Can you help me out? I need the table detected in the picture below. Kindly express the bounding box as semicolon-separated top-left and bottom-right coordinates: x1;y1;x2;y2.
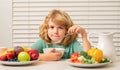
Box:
0;59;120;70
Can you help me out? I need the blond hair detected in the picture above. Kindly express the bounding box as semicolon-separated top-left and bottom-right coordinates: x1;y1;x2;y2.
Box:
39;9;78;46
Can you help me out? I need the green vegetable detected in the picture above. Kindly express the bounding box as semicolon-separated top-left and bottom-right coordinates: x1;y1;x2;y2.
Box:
79;51;99;64
83;58;97;64
79;51;92;59
84;58;92;64
79;51;87;57
100;58;110;63
85;55;92;59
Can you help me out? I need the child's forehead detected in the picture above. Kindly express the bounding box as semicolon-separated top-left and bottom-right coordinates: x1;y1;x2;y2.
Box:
48;19;66;26
48;22;65;27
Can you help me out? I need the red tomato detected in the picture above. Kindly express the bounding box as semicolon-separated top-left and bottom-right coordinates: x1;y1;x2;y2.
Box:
70;52;79;63
70;56;78;62
70;52;79;58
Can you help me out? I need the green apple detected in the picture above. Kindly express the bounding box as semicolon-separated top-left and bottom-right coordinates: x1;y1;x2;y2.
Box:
17;52;30;62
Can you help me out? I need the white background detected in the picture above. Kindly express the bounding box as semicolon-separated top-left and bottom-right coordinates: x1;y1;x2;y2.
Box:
0;0;12;47
0;0;120;52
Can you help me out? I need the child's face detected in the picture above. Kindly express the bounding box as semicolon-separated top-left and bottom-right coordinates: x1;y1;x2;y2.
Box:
48;20;67;42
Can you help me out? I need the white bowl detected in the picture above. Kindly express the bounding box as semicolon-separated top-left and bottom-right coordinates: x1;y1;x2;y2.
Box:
43;48;65;56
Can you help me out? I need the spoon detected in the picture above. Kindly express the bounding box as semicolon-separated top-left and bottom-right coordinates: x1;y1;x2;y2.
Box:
53;34;70;44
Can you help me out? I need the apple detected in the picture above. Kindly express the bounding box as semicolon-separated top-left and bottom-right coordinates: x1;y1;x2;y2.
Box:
6;52;15;60
0;50;8;61
14;46;24;56
28;49;39;60
0;55;7;61
17;51;30;62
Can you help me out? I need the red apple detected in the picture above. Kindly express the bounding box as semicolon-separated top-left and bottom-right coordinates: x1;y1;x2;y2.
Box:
28;49;39;60
6;52;15;60
0;55;7;61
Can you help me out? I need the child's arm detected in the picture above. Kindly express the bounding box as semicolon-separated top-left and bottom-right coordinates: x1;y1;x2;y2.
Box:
68;25;91;52
39;48;62;61
81;31;91;52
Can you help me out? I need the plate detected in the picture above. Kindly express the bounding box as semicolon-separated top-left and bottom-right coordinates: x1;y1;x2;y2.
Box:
67;59;112;67
0;59;39;66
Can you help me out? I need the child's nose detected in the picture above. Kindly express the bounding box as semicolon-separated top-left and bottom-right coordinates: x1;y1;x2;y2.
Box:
54;28;58;33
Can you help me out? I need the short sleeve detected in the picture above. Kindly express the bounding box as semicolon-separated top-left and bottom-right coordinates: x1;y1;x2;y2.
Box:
30;39;45;53
72;41;83;53
62;40;83;59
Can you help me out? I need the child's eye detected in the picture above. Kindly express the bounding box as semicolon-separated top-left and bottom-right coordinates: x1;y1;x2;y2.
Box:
49;26;54;29
59;27;63;29
59;26;64;29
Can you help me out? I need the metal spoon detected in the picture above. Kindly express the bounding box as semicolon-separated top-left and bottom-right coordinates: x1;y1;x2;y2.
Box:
53;34;70;44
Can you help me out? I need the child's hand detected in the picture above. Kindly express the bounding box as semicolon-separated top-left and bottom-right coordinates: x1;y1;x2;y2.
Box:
40;48;62;61
68;25;86;36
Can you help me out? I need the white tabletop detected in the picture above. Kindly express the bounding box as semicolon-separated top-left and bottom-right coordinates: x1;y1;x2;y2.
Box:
0;59;120;70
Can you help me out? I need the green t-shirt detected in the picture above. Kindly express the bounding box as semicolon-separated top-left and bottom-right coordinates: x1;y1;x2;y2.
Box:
31;38;82;59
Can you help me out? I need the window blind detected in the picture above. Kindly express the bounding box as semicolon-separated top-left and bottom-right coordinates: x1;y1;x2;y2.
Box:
12;0;120;57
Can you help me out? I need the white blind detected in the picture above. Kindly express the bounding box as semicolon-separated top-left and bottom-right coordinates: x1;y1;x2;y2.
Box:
12;0;120;57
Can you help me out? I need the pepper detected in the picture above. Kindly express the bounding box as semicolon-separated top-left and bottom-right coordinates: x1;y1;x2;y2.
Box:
88;48;103;63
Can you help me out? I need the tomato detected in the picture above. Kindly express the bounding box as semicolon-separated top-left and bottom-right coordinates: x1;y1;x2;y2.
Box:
70;52;79;58
70;52;79;63
70;57;78;62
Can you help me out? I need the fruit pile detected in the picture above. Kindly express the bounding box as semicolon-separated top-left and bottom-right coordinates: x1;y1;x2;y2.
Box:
0;46;39;62
70;48;110;64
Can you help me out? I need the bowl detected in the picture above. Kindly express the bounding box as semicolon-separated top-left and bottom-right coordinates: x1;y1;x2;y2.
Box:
43;48;65;56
